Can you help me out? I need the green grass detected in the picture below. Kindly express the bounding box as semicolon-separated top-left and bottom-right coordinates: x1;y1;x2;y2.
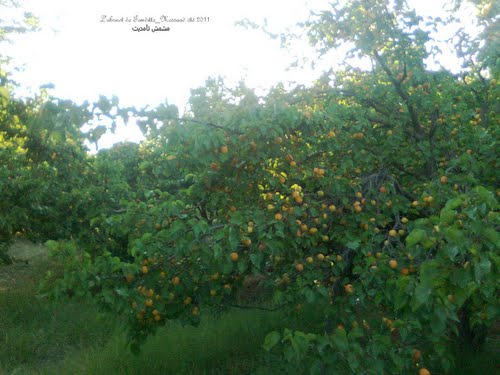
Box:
1;241;499;375
45;309;287;375
0;244;116;375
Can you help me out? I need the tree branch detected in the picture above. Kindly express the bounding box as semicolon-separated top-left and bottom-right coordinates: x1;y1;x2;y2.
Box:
179;117;242;135
373;51;423;140
224;303;287;311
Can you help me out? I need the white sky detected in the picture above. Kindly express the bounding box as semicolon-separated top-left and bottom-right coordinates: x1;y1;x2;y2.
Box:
3;0;479;149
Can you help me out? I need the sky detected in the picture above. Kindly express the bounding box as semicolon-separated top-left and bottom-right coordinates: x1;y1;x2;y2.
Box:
3;0;479;149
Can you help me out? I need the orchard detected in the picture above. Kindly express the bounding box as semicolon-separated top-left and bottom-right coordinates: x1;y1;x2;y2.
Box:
1;0;499;374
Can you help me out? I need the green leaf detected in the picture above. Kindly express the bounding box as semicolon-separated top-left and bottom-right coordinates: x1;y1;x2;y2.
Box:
262;331;281;351
332;328;348;351
115;288;129;297
444;227;464;244
316;335;332;353
422;237;437;249
237;259;248;273
414;260;441;308
414;283;432;307
482;227;499;247
346;240;360;250
444;196;464;211
305;288;316;303
406;229;427;247
474;257;491;284
250;252;264;269
347;351;360;371
430;305;447;334
445;246;460;261
473;186;497;207
191;219;209;238
0;86;10;106
440;209;456;224
44;240;59;251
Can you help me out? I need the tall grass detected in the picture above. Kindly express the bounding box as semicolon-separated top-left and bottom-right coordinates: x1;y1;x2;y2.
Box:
0;260;115;374
45;309;288;375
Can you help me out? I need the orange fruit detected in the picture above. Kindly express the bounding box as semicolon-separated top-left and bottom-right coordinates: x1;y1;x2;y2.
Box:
412;348;422;361
241;238;252;247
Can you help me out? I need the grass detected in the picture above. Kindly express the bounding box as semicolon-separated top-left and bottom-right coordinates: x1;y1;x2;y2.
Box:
0;241;116;374
1;241;499;374
45;309;287;375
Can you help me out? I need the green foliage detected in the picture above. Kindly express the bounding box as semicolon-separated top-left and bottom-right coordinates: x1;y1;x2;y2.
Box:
1;0;499;373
